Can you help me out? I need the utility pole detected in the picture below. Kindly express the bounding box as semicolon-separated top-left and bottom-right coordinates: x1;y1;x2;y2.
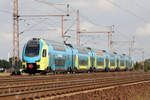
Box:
134;48;144;70
142;51;145;70
76;10;114;49
108;25;113;49
12;0;20;74
111;36;135;57
129;36;135;57
61;16;64;40
76;10;80;46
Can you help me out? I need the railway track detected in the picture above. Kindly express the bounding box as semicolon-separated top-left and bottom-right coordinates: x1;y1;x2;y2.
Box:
0;71;149;100
0;71;144;79
0;71;145;86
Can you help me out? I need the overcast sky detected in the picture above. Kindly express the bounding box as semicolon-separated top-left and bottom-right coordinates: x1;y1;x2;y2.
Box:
0;0;150;61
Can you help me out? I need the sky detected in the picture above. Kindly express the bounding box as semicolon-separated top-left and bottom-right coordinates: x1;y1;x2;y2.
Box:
0;0;150;61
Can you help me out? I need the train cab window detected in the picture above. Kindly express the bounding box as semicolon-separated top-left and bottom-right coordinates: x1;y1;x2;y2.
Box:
25;40;40;57
42;49;47;57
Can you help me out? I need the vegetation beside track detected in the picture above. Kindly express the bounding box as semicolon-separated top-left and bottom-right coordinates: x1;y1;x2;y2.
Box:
0;59;11;70
134;58;150;72
0;58;21;72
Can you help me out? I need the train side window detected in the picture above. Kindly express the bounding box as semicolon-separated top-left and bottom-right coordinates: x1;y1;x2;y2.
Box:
42;49;47;57
120;60;124;66
110;59;115;66
97;58;104;66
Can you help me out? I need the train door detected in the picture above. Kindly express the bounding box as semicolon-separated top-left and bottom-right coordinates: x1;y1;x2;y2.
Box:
90;51;95;70
106;56;109;71
117;59;119;70
41;49;48;70
66;51;72;71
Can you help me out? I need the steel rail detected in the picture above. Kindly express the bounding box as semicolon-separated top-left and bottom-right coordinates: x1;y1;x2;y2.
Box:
0;74;149;100
0;74;149;95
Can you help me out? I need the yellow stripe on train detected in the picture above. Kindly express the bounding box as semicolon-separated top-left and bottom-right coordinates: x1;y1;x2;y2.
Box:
37;39;49;70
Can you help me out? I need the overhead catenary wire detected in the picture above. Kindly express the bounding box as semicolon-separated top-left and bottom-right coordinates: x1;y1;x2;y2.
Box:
134;0;150;14
105;0;149;23
19;18;49;35
0;9;12;14
34;0;67;13
67;5;110;29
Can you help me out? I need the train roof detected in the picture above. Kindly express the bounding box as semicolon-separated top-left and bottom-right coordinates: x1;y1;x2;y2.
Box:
43;39;64;45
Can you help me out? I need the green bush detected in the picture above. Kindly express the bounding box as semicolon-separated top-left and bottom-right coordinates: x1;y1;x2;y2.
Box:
144;66;148;72
134;62;140;70
0;59;11;69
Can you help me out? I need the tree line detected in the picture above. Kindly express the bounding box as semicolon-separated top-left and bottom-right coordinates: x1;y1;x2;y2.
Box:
0;57;22;70
0;59;11;69
134;59;150;72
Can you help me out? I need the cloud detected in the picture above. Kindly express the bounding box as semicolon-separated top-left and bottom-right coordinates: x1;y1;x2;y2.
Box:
136;24;150;36
69;0;90;8
2;32;12;41
80;22;94;31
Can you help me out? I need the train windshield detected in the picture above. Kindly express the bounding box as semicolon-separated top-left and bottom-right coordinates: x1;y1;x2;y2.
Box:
25;40;40;57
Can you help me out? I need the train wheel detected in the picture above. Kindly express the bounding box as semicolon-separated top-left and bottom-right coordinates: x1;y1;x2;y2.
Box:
53;71;56;75
105;68;108;72
11;71;16;75
47;67;51;73
17;71;21;75
90;67;93;72
28;70;31;75
69;67;73;74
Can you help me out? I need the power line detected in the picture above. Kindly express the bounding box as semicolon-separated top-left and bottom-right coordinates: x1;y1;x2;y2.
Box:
34;0;66;13
114;29;132;40
67;5;110;28
80;14;110;28
20;18;48;35
134;0;150;14
0;9;12;14
106;0;149;23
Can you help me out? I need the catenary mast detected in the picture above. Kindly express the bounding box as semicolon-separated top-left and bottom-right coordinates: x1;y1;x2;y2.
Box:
12;0;20;74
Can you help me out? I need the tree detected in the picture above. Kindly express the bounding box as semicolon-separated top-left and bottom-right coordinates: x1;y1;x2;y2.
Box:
0;59;11;69
134;62;140;70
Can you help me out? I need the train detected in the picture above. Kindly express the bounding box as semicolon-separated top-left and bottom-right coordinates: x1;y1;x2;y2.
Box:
22;38;134;74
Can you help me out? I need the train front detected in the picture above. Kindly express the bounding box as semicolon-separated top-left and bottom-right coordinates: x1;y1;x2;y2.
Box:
22;38;48;74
